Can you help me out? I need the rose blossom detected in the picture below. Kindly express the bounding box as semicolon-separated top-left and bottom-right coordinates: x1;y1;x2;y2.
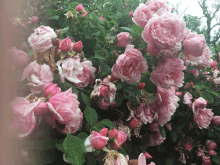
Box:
28;25;57;53
136;102;156;124
100;17;105;21
205;140;217;150
43;83;61;98
142;12;186;50
116;32;132;47
129;119;139;129
75;3;83;12
99;127;108;137
34;102;48;115
112;45;148;83
192;97;207;113
197;150;205;157
149;123;158;132
212;116;220;125
193;108;213;129
91;76;117;110
129;11;133;17
90;131;109;149
10;97;40;138
175;91;182;97
147;43;160;56
188;69;199;77
202;156;212;165
210;61;217;68
183;33;206;57
133;1;171;28
111;131;127;150
21;61;54;94
47;88;83;134
31;16;39;23
148;130;166;146
213;69;219;79
57;58;83;83
183;92;193;105
150;57;186;89
208;150;216;156
8;47;28;67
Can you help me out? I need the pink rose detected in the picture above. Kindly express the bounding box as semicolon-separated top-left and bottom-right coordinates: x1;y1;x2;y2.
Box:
147;43;160;56
165;123;172;131
91;76;117;110
138;153;146;165
112;45;148;83
73;41;83;52
136;103;156;124
99;127;108;137
212;116;220;125
183;92;193;105
193;108;213;129
109;128;118;139
142;12;186;50
210;60;217;68
116;32;132;47
133;1;171;28
183;33;206;57
137;82;145;90
197;150;205;157
208;150;216;156
75;3;84;12
149;123;158;132
192;97;207;113
8;47;28;67
175;91;183;97
129;119;139;129
34;102;48;116
150;57;186;89
31;16;39;23
202;156;212;165
10;97;40;138
100;17;105;21
184;144;192;151
111;131;127;150
129;11;133;17
90;131;109;149
60;38;73;52
188;69;199;77
213;69;219;79
43;83;61;98
148;130;165;146
73;58;96;88
21;61;54;93
47;88;83;134
57;58;83;83
28;25;57;53
205;140;217;150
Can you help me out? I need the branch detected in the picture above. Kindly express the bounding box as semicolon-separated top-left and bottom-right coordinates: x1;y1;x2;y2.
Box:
211;5;220;20
211;23;220;30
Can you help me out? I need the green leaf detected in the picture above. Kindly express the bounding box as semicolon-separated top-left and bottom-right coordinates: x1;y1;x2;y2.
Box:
166;158;172;165
101;119;115;129
81;92;90;106
195;85;206;90
111;19;118;28
118;147;127;156
100;63;111;76
119;27;139;36
77;132;88;142
131;23;144;36
94;54;106;60
158;126;166;138
86;155;96;165
200;91;214;103
56;142;64;152
115;93;124;105
187;64;194;71
207;88;219;96
63;134;87;165
212;154;220;164
93;123;105;132
147;93;156;104
49;15;59;20
62;26;69;33
170;131;177;142
84;107;98;126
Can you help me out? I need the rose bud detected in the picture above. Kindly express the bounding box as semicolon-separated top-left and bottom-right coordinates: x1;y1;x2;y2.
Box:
189;124;193;131
189;82;194;87
177;141;182;147
137;82;145;90
100;17;105;21
60;38;72;52
212;116;220;125
184;144;192;151
31;16;39;23
205;140;217;150
210;61;217;68
149;123;158;132
90;131;109;149
111;131;127;150
174;147;178;151
184;84;188;89
75;3;84;12
34;102;48;115
208;150;216;156
129;118;139;129
99;127;108;137
109;128;118;139
129;11;133;17
116;32;132;47
147;43;160;56
73;41;83;52
144;152;152;159
175;91;182;97
52;38;60;46
43;83;61;98
165;123;172;131
100;86;109;97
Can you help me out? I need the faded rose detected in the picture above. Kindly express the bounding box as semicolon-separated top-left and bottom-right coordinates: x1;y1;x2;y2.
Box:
150;57;186;89
116;32;132;47
112;45;148;83
21;61;54;94
142;12;186;50
28;25;57;53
